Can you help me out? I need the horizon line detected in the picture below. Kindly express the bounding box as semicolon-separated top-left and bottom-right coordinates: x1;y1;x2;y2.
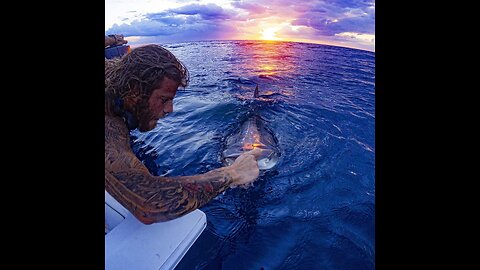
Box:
125;38;375;53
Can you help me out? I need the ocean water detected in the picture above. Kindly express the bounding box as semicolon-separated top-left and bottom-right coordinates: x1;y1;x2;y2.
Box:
130;40;375;270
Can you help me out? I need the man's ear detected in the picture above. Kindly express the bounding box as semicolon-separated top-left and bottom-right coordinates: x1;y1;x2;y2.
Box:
130;85;141;97
123;86;142;109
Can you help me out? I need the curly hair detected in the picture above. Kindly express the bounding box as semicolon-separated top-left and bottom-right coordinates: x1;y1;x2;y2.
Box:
105;44;189;113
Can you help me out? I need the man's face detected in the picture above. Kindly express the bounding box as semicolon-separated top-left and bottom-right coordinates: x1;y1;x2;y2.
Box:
138;77;179;132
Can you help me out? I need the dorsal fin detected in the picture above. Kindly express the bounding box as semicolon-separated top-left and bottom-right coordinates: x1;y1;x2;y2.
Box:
254;84;259;98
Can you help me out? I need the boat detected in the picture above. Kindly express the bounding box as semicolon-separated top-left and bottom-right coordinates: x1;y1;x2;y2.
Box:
105;44;131;59
105;191;207;270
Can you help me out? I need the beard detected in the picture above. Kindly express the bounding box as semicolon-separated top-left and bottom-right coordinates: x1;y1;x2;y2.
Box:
136;102;157;132
137;111;156;132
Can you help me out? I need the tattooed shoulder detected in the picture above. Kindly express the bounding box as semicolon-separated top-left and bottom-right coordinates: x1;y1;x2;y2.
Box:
105;115;129;147
105;115;148;173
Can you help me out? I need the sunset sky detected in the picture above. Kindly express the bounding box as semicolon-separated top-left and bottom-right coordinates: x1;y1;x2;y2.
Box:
105;0;375;52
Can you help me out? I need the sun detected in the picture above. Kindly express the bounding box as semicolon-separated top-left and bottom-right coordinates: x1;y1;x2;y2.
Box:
261;27;280;40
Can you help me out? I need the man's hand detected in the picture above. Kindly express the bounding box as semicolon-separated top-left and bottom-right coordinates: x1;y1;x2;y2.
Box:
226;148;264;188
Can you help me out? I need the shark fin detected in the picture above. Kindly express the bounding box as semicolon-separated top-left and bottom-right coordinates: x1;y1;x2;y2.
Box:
254;84;259;98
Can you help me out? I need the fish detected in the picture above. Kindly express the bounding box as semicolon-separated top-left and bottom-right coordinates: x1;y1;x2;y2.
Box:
222;85;280;170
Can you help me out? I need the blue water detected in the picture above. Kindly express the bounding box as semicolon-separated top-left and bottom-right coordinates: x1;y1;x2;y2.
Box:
130;40;375;270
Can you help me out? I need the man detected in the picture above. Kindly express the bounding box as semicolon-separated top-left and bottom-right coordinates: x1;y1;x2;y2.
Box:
105;44;262;224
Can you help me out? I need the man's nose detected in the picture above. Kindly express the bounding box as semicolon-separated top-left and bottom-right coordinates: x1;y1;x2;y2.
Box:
164;102;173;113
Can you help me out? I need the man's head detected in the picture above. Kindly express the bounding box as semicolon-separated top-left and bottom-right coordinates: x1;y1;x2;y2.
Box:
105;44;189;131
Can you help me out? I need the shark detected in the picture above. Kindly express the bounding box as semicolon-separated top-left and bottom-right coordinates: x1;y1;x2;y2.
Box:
222;85;280;170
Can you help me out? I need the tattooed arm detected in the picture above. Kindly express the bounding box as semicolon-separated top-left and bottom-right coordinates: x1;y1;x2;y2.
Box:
105;167;234;224
105;115;258;224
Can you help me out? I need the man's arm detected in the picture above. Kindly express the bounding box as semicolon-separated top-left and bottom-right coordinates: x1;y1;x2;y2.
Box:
105;116;236;224
105;167;234;224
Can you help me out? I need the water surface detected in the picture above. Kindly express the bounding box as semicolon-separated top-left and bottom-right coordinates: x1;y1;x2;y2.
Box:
130;40;375;270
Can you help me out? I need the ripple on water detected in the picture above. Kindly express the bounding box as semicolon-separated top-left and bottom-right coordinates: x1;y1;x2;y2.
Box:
132;40;375;270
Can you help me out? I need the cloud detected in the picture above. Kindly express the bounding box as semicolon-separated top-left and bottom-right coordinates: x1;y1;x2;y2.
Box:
107;3;238;39
229;0;374;36
291;11;374;36
107;4;240;43
170;3;236;20
145;12;188;26
107;20;177;37
231;1;267;14
106;0;375;51
289;0;374;36
335;32;375;43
